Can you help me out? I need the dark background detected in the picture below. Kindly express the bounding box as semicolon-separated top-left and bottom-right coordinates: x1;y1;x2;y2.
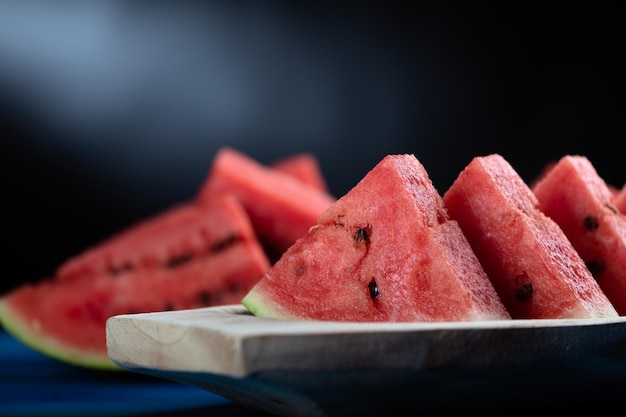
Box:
1;2;623;295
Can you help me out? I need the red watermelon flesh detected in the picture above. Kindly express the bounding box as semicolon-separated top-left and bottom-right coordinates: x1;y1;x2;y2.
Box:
0;194;271;369
196;147;336;254
532;155;626;314
0;241;268;369
242;154;511;322
271;152;330;192
56;148;328;283
56;194;258;282
443;154;618;319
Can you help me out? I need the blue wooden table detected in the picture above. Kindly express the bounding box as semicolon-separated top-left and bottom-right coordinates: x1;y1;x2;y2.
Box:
0;329;272;417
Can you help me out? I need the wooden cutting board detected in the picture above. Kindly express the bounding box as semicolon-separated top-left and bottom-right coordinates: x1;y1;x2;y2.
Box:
106;305;626;417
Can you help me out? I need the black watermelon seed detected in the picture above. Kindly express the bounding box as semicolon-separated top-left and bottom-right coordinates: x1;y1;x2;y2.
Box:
368;279;380;299
294;264;306;277
210;234;239;253
166;253;194;269
354;228;368;242
515;283;533;302
354;225;372;243
197;291;212;306
584;216;599;231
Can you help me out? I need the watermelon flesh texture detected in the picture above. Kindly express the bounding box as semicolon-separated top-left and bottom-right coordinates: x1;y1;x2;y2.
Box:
0;195;271;369
443;154;618;319
196;147;336;254
0;148;335;370
0;242;268;369
243;154;511;322
56;148;329;283
532;155;626;315
56;194;257;282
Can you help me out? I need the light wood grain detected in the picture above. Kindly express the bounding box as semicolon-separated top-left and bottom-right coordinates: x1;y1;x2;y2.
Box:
105;305;626;417
106;305;626;376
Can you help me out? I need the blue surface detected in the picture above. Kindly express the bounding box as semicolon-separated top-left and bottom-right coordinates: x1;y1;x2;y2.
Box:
0;329;270;417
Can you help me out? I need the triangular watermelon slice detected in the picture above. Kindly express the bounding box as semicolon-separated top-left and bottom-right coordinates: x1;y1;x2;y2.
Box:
242;154;511;322
55;194;260;283
443;154;618;319
532;155;626;314
0;195;271;369
196;147;336;254
0;147;338;370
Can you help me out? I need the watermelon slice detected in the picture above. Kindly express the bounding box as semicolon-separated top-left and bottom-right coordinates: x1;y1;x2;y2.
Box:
242;154;511;322
442;154;618;319
0;194;271;369
53;149;327;283
55;194;260;282
196;147;336;254
532;155;626;314
271;152;330;192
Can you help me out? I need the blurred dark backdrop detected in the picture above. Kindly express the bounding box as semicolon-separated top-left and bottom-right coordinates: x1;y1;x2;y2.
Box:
1;2;623;295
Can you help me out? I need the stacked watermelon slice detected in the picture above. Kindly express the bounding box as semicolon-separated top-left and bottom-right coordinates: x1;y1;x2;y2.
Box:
444;154;620;319
244;153;622;322
0;147;336;369
1;146;624;370
532;156;626;315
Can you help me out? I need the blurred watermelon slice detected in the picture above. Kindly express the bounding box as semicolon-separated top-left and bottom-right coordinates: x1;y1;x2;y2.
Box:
196;147;336;254
0;194;271;369
0;147;335;369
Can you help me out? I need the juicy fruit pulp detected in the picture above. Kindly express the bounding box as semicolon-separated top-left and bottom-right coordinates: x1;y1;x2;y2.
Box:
532;155;626;315
0;193;271;370
197;147;336;254
243;154;511;322
442;154;618;319
55;195;260;283
0;147;335;369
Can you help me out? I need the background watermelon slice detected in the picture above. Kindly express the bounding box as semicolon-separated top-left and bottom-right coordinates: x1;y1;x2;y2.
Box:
0;148;335;369
443;154;618;319
0;194;271;369
55;194;258;283
196;147;336;255
242;154;511;322
532;155;626;315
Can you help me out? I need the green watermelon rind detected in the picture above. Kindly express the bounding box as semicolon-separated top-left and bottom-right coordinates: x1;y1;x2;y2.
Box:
0;299;122;371
241;289;289;320
241;291;269;317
